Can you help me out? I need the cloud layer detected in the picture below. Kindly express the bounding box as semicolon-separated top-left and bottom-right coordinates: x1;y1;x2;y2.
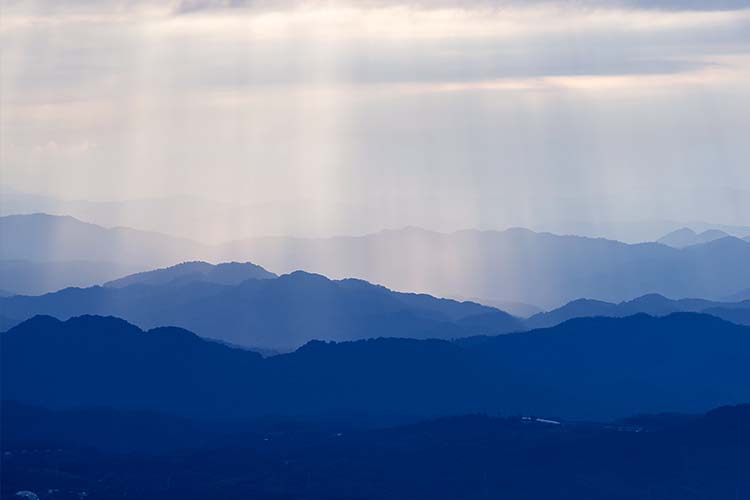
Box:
1;0;749;236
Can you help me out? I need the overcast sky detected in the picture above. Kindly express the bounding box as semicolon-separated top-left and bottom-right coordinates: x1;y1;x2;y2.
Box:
2;0;749;236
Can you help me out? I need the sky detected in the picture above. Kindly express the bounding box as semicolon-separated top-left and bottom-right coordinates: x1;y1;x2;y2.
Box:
1;0;750;238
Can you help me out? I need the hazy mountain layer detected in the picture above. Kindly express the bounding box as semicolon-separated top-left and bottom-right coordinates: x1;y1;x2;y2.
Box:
657;227;731;248
0;272;519;349
527;293;750;329
0;213;210;268
0;259;142;296
5;213;750;307
104;261;277;288
222;228;750;307
4;187;750;244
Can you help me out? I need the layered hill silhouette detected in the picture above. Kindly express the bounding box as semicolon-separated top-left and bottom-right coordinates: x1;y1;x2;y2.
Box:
3;313;749;420
103;260;277;287
5;214;750;307
5;257;750;347
0;214;211;294
6;185;750;243
221;227;750;307
0;259;141;296
0;269;520;349
656;227;731;248
527;293;750;329
0;213;210;264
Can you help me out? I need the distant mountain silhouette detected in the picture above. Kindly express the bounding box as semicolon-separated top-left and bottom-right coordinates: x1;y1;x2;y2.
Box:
725;288;750;302
0;259;142;296
657;227;731;248
6;185;750;244
0;271;520;349
3;401;749;500
3;313;748;420
527;293;750;329
5;215;750;306
104;261;277;288
0;214;226;294
219;227;750;308
446;295;542;318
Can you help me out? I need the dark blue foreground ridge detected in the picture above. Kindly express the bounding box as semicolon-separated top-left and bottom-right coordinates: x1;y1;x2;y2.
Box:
3;312;749;421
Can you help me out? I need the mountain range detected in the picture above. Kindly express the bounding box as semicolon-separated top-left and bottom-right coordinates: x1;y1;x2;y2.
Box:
0;259;142;296
0;264;520;349
0;214;211;294
527;293;750;329
5;259;750;348
5;185;750;243
225;227;750;307
103;260;277;287
657;227;733;248
3;313;749;421
4;213;750;308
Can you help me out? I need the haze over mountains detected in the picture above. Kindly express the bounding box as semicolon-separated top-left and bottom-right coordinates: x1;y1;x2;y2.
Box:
0;214;209;294
0;264;522;350
527;293;750;330
4;213;750;308
4;214;750;499
657;227;734;248
224;228;750;308
5;185;750;244
104;260;276;288
0;259;139;296
5;259;750;349
0;213;209;265
5;0;750;495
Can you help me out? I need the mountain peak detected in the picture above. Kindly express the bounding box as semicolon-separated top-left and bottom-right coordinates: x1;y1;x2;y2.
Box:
280;270;332;284
658;227;733;248
105;261;276;288
6;314;142;340
626;293;672;305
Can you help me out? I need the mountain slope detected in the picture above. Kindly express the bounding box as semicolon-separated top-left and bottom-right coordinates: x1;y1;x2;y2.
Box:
104;261;277;288
0;272;520;348
657;227;730;248
220;227;750;308
5;215;750;307
4;215;750;307
0;213;211;268
3;313;749;420
0;259;141;296
527;293;750;329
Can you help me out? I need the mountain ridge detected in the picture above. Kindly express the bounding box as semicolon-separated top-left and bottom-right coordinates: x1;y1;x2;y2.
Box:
3;312;749;421
0;271;521;349
5;213;750;307
104;261;277;288
527;293;750;329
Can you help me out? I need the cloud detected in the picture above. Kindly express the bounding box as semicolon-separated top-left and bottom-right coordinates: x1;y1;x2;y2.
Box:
3;0;748;18
172;0;750;14
1;0;749;223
